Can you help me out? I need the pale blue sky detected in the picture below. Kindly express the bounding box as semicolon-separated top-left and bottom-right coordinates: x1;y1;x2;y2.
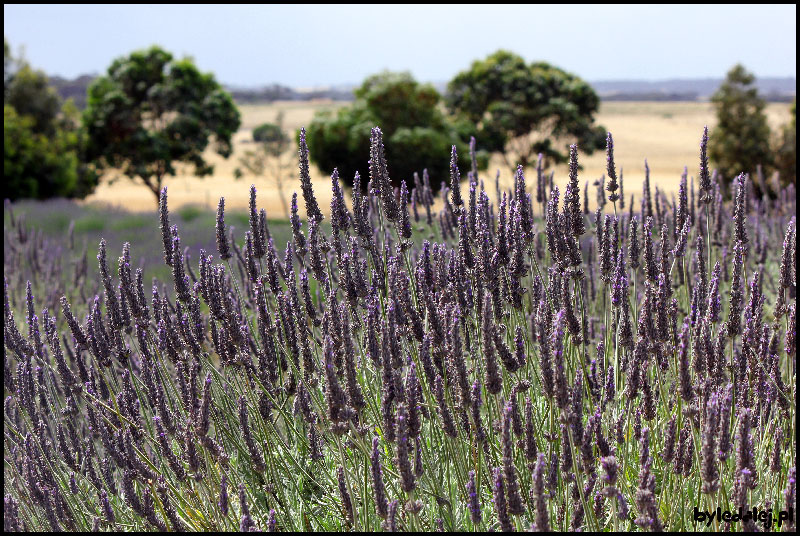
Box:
4;4;796;87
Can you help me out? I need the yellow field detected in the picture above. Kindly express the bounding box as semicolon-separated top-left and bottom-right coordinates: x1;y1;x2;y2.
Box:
84;100;793;215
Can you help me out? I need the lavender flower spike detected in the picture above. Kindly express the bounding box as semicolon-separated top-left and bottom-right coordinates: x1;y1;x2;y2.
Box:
466;469;482;524
450;145;463;211
699;126;711;202
606;132;619;203
298;127;323;224
159;186;173;266
216;197;231;260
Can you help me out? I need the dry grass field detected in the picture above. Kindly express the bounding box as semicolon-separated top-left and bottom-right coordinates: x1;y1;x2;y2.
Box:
84;100;793;215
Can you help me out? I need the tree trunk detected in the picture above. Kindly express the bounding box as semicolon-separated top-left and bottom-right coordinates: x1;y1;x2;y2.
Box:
150;183;161;208
146;169;165;210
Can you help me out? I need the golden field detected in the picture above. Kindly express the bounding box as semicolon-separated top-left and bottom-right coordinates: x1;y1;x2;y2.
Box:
84;100;794;215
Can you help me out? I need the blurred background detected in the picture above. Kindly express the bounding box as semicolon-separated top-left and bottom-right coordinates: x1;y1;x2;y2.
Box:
4;4;796;221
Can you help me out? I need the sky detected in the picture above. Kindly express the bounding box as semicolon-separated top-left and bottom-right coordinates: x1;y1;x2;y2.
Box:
4;4;797;87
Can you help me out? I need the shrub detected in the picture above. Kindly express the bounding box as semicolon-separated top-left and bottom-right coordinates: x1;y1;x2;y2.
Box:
305;71;486;190
252;122;287;147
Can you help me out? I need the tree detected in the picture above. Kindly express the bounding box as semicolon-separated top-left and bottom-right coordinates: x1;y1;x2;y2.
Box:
5;64;62;136
5;105;78;200
235;112;293;218
5;38;16;98
709;64;773;195
82;46;241;206
305;71;486;190
774;99;796;188
447;50;606;169
4;38;98;201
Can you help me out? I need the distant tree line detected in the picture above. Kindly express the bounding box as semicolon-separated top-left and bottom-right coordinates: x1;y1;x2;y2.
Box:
46;77;357;109
229;84;355;104
47;74;96;108
600;92;795;103
49;74;795;110
601;92;701;102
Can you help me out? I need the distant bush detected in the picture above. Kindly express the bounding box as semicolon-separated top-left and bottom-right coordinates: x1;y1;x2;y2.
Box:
253;122;288;146
305;71;486;190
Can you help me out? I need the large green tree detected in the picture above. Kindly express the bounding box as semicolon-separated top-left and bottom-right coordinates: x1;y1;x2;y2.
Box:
5;64;62;136
709;64;773;195
305;71;485;190
83;46;241;206
447;50;606;169
4;37;15;97
4;38;98;201
5;105;78;200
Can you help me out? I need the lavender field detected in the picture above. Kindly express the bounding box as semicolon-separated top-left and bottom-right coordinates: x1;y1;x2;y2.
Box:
3;127;796;532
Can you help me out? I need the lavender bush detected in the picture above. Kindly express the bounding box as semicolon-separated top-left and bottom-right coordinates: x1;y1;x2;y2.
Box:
3;126;796;532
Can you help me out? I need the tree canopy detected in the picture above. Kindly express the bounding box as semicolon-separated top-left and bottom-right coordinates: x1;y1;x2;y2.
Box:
709;64;773;195
305;71;486;191
5;64;62;137
447;50;606;169
4;37;98;201
82;46;241;205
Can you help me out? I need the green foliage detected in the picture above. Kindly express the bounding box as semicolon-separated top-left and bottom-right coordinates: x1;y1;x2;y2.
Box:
774;100;796;187
5;64;62;136
252;122;289;152
709;64;773;195
3;38;99;201
82;46;241;205
447;50;606;168
306;71;486;190
4;105;79;200
4;37;14;97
